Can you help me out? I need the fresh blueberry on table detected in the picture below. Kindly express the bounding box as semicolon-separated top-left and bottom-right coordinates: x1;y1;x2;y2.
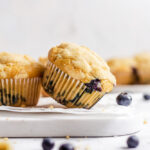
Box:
143;94;150;100
59;143;74;150
127;135;139;148
116;92;132;106
42;138;55;150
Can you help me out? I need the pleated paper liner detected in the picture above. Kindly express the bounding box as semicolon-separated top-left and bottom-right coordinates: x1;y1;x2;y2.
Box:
0;77;41;107
42;61;105;109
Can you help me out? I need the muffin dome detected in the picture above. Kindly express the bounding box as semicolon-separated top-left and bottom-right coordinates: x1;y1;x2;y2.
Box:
0;52;45;79
48;42;116;92
107;58;137;84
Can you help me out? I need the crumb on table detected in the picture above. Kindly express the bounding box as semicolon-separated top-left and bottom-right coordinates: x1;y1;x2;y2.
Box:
0;141;13;150
66;135;70;139
85;145;91;150
144;120;148;124
49;105;54;109
21;104;26;107
3;138;8;141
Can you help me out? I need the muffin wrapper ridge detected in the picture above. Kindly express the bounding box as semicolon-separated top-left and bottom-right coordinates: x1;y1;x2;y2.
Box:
0;78;41;107
42;61;105;109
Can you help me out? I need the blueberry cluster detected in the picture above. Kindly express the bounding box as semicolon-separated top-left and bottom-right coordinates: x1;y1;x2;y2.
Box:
85;79;102;93
0;89;26;105
42;138;74;150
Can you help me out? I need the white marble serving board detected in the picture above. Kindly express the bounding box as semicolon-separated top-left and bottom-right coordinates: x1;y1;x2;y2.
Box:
0;94;143;137
113;85;150;93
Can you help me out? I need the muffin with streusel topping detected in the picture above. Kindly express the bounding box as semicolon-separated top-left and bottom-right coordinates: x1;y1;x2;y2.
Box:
42;43;116;109
0;52;45;107
107;58;137;85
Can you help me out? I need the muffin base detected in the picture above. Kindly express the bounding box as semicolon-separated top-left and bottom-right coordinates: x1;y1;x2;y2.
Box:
42;61;105;109
0;78;41;107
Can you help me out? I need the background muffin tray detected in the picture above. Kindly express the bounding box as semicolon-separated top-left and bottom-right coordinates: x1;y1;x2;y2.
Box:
0;94;143;137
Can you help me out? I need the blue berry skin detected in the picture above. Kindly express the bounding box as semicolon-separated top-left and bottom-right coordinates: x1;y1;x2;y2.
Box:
116;92;132;106
85;79;102;93
59;143;74;150
42;138;55;150
143;94;150;100
127;136;139;148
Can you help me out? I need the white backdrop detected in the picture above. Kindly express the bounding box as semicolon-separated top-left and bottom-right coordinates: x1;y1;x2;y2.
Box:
0;0;150;60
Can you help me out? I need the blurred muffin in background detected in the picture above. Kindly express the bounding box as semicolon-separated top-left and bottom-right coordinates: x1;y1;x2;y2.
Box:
134;52;150;84
107;58;137;85
38;57;49;97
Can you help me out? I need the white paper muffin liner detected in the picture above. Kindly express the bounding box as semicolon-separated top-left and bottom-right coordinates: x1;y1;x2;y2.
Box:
42;61;105;109
0;78;41;107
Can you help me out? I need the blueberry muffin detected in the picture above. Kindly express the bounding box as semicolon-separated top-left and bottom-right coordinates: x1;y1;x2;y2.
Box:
38;57;49;97
0;52;45;106
107;58;138;85
134;52;150;84
42;42;116;109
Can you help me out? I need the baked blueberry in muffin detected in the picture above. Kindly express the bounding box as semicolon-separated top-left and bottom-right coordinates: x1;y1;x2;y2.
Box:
43;42;116;109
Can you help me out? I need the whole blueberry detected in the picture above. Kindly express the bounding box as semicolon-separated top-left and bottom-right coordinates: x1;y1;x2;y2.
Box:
42;138;55;150
59;143;74;150
127;136;139;148
116;92;132;106
143;94;150;100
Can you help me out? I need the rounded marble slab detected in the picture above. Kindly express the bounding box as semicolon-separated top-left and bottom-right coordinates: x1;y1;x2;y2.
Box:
0;94;143;137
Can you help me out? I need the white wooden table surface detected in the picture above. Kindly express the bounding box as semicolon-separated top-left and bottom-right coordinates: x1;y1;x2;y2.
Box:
2;93;150;150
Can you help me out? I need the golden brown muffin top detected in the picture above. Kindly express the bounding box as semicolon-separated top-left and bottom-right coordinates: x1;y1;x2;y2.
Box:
0;52;45;79
134;52;150;63
107;58;137;73
48;42;116;85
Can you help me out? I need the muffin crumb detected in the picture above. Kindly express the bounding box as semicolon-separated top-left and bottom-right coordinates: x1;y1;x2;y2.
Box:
3;138;8;141
144;120;148;124
66;135;70;139
85;146;91;150
21;104;26;107
75;146;81;150
0;140;13;150
49;105;54;109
